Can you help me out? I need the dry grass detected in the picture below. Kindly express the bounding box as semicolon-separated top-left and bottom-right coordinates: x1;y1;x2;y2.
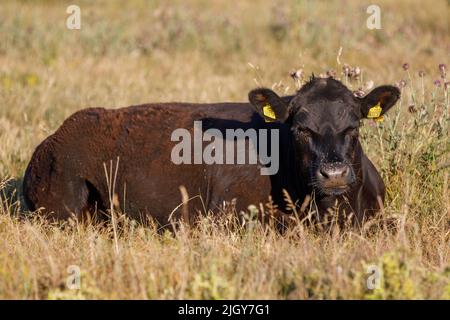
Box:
0;0;449;299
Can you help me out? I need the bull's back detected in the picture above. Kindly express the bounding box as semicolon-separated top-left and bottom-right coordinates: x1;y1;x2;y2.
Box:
23;102;269;222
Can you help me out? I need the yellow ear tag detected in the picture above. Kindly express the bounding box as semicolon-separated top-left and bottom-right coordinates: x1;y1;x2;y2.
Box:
374;115;384;122
367;102;382;119
263;104;276;122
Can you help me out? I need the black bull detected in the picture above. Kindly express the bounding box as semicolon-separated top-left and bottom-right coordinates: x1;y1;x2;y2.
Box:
23;77;400;225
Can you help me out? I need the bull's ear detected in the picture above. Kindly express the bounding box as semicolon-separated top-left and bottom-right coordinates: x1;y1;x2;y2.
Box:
248;88;289;122
359;85;400;119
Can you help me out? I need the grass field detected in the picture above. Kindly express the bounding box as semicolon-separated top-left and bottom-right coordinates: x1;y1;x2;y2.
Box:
0;0;449;299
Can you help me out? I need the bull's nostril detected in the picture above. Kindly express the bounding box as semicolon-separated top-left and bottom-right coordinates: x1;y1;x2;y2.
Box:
317;163;351;190
319;163;350;181
319;168;329;179
341;167;349;177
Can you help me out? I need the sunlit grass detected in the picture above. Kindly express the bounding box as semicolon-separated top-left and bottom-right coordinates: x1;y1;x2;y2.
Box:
0;0;448;299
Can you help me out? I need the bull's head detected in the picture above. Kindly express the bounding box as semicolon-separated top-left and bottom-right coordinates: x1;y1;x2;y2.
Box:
249;77;400;196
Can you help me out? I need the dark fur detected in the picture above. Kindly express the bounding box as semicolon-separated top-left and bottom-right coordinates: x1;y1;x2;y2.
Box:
23;77;399;226
249;77;400;224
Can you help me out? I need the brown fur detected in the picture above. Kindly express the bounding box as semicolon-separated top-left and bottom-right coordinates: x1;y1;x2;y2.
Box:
23;103;274;225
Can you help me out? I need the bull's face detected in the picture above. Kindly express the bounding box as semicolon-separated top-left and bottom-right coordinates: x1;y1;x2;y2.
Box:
249;77;400;196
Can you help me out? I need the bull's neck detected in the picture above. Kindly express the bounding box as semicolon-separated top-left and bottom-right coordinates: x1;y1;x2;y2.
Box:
275;128;306;207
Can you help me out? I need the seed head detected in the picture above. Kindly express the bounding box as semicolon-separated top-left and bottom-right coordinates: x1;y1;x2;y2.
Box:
353;88;365;97
438;64;446;78
342;64;351;77
395;79;407;89
326;69;337;78
408;105;416;113
290;68;304;81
